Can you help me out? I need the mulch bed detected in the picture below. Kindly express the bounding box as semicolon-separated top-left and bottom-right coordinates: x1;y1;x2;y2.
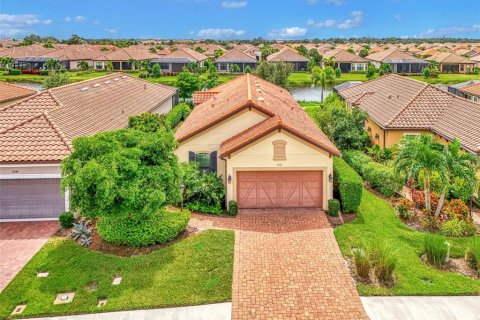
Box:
327;212;357;227
345;257;396;288
56;223;200;257
420;254;479;279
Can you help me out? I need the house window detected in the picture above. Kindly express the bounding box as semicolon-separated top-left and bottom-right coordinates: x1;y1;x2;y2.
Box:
356;63;365;71
219;63;228;71
95;62;103;70
272;140;287;161
404;133;420;139
188;151;217;174
160;63;169;70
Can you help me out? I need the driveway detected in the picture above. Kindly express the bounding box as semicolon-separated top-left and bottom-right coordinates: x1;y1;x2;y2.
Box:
0;221;59;292
190;209;368;320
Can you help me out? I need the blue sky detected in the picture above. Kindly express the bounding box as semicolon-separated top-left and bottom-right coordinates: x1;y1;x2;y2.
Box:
1;0;479;39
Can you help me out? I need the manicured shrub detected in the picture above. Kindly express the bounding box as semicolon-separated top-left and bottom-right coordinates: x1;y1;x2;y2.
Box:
342;150;371;177
441;219;477;237
333;157;363;212
186;202;223;215
59;211;74;228
228;200;238;216
442;199;469;220
328;199;340;216
420;210;442;231
363;162;403;197
465;248;478;271
395;198;414;221
371;242;397;286
8;68;21;75
96;209;191;247
165;103;191;129
39;70;49;76
352;246;371;280
424;234;450;266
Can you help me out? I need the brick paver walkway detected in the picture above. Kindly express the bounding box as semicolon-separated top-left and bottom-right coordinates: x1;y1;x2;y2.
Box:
0;221;59;292
190;209;368;320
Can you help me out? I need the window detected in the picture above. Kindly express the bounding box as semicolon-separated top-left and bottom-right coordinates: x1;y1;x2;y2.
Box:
219;63;228;71
188;151;217;174
95;62;103;70
404;133;420;139
272;140;287;161
160;63;169;70
356;63;365;71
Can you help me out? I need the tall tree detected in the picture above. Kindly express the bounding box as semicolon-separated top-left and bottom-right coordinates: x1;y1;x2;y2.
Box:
177;67;201;100
311;66;326;102
253;61;292;88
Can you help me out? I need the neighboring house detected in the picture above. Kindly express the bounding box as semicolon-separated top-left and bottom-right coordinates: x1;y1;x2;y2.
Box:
215;48;257;73
266;48;309;71
176;74;340;210
151;48;208;74
0;82;37;108
427;52;476;73
322;49;369;73
366;48;429;74
337;74;480;156
0;73;178;220
93;48;159;70
448;80;480;103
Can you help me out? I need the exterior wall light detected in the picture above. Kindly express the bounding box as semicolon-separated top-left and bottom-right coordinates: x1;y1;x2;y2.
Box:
329;173;333;183
367;127;371;132
375;133;380;140
228;174;232;184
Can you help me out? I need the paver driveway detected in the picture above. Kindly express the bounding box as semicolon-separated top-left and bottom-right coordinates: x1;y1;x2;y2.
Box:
0;221;59;292
190;209;368;320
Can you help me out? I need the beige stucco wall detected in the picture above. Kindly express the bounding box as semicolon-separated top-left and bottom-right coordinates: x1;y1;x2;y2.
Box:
175;108;269;179
225;130;334;210
151;97;174;115
385;129;430;147
0;163;61;176
365;118;386;147
366;117;430;148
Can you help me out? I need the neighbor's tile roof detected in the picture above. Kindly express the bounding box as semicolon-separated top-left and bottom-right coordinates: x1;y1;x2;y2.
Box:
338;74;480;155
40;45;104;61
0;82;37;103
460;83;480;97
164;48;208;61
215;48;257;63
177;74;340;157
323;49;368;63
428;52;474;64
366;47;421;62
0;73;177;162
266;47;309;62
93;48;159;61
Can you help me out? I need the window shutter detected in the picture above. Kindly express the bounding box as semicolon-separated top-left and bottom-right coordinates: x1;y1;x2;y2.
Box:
210;151;217;173
188;151;196;163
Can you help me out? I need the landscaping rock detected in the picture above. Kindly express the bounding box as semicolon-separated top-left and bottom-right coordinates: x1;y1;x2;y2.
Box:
11;305;26;315
54;292;75;304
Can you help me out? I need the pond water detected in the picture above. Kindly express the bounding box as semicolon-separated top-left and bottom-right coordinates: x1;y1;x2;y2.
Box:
11;82;44;91
290;86;333;102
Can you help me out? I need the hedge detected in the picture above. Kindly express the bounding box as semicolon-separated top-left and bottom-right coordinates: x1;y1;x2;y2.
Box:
7;68;21;75
363;162;403;197
166;103;191;129
342;150;372;177
333;157;363;212
328;199;340;216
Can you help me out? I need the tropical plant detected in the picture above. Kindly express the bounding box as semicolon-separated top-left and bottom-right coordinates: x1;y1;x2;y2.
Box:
59;211;75;228
423;234;450;266
105;61;114;71
324;66;336;84
228;200;239;216
71;220;93;247
335;67;341;78
359;48;370;58
77;60;89;70
202;65;219;89
323;57;336;68
423;67;431;79
260;45;278;60
366;64;376;80
295;45;308;57
151;63;161;78
395;134;447;213
214;48;224;59
230;63;241;73
44;58;64;71
310;66;326;101
0;57;15;69
440;219;476;237
395;198;414;220
43;71;69;89
253;61;292;89
352;246;371;280
128;58;137;70
308;48;322;66
177;67;201;100
371;242;397;286
244;65;253;73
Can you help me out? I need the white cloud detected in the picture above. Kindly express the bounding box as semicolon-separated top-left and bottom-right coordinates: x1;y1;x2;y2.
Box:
106;28;118;34
65;16;72;22
65;15;87;23
0;14;52;36
268;27;307;39
308;0;345;5
93;20;100;25
394;14;401;21
197;28;246;39
307;11;363;30
416;24;480;37
221;1;247;8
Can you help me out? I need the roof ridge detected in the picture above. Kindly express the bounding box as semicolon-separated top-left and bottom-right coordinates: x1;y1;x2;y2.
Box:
0;90;48;112
385;83;429;127
43;111;73;151
0;81;37;94
0;112;44;135
247;73;252;102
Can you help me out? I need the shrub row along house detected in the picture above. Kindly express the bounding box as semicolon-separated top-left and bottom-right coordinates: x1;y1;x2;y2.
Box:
0;75;178;220
151;48;208;75
322;48;369;73
176;74;339;209
337;74;480;157
366;48;430;74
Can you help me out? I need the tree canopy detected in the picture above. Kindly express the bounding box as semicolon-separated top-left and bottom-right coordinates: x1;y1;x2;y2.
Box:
253;61;292;88
177;67;202;99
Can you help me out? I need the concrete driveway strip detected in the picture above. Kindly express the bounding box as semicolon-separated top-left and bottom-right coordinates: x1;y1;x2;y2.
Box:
361;296;480;320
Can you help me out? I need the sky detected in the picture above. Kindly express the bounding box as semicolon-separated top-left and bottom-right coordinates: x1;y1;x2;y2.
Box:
1;0;479;40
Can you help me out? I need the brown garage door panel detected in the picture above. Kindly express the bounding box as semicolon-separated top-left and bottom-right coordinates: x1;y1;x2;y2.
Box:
0;179;65;219
237;171;323;208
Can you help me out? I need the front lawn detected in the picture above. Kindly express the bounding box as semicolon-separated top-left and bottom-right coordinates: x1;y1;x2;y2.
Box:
408;73;480;85
298;101;321;117
288;72;368;86
334;190;480;296
0;230;234;319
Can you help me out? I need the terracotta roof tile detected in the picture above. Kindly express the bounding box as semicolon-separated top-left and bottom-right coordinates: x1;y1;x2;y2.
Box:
177;74;340;156
460;83;480;97
192;91;219;105
0;82;37;103
215;48;257;63
428;52;474;64
266;48;309;62
323;49;368;63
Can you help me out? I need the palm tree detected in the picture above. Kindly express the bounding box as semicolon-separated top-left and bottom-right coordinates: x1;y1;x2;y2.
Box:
395;134;447;212
434;138;478;216
128;58;137;71
323;57;336;68
311;66;326;102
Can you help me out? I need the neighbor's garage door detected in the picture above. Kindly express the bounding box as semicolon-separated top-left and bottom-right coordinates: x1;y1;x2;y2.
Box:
0;179;65;220
237;171;323;208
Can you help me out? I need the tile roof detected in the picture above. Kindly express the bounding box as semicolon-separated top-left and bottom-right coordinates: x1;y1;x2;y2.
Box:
460;83;480;97
266;48;309;63
165;48;208;61
366;48;425;63
215;48;257;63
322;49;368;63
0;82;37;103
428;52;474;64
39;45;104;61
338;74;480;155
93;48;159;61
176;74;340;157
0;73;177;162
192;91;219;105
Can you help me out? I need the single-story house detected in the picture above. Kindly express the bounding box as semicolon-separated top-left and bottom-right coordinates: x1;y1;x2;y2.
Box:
175;74;340;210
322;49;369;73
93;48;159;70
448;80;480;103
0;82;36;108
337;74;480;156
366;48;429;74
266;48;309;71
151;48;208;75
0;73;178;221
427;52;476;74
215;48;257;73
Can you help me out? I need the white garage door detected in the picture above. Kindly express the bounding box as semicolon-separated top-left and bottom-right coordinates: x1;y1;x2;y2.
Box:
0;179;65;220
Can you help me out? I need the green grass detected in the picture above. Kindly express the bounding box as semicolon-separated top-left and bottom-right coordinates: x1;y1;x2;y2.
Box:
298;101;321;117
0;230;234;319
408;73;480;85
334;190;480;296
288;72;368;86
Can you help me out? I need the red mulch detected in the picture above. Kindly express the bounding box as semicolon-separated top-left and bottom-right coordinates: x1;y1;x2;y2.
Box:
328;212;357;227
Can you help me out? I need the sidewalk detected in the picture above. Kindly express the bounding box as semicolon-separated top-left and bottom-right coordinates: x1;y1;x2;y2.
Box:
24;302;232;320
361;296;480;320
